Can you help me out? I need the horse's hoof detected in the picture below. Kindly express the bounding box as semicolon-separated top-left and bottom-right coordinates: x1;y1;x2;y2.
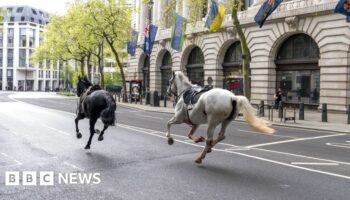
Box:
168;137;174;145
195;158;202;164
76;133;82;139
194;136;205;143
84;145;90;150
95;129;100;134
98;136;104;141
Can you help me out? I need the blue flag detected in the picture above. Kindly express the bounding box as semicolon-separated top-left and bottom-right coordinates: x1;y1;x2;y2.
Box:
144;23;158;55
254;0;283;28
335;0;350;22
171;13;187;51
127;30;138;56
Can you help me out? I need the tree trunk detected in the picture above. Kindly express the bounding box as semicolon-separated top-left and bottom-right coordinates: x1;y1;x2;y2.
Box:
105;38;128;102
232;1;251;100
80;57;85;76
87;53;92;81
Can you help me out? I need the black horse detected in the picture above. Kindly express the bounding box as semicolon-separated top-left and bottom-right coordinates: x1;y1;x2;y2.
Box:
75;76;117;149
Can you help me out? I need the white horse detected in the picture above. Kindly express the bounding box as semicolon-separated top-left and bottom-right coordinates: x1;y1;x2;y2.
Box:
166;71;274;164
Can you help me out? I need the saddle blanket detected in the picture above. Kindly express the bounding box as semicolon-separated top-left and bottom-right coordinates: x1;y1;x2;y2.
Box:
183;85;212;106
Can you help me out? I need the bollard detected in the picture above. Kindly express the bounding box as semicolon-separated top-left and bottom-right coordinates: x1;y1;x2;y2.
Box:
268;104;271;120
164;95;167;107
140;94;143;104
146;92;150;105
129;94;132;103
260;100;265;117
347;105;350;124
278;101;283;118
299;102;304;120
322;103;327;122
118;94;120;102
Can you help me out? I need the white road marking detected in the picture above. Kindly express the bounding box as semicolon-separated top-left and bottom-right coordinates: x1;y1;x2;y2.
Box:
291;162;339;166
63;161;84;171
42;125;70;136
253;147;350;165
1;152;8;157
118;123;350;180
135;114;163;119
238;129;296;139
326;142;350;149
245;133;346;148
224;148;250;151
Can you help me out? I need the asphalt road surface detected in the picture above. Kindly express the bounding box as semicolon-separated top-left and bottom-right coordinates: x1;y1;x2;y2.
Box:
0;92;349;200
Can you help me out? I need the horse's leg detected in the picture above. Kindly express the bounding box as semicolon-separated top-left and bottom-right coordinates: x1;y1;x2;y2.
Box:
85;116;98;149
98;125;109;141
195;123;216;164
166;116;181;145
188;125;204;143
208;119;231;153
75;114;84;139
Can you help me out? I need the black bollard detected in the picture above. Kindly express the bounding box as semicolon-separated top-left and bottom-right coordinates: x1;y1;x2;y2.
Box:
260;100;265;117
322;103;327;122
129;94;132;103
299;102;304;120
347;105;350;124
146;92;150;105
278;101;283;118
164;95;167;107
140;94;143;104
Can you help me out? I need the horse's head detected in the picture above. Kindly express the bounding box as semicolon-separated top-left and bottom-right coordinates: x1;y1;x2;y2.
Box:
77;76;92;97
167;71;177;97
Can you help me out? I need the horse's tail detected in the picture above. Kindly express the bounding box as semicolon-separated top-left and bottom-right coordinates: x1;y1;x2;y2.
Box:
236;96;274;134
101;93;116;126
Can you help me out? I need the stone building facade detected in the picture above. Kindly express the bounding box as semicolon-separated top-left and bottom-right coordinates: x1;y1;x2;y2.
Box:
127;0;350;111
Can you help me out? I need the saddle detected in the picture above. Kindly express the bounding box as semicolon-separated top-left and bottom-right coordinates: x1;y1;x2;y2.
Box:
77;85;102;116
183;85;212;106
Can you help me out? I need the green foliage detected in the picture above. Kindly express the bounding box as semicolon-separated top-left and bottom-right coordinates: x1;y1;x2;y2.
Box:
104;70;121;86
57;92;75;96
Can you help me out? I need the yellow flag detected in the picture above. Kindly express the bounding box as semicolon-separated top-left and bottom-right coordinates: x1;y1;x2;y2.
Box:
209;4;226;32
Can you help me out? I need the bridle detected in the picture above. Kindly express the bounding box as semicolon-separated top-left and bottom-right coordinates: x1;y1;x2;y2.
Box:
167;72;178;97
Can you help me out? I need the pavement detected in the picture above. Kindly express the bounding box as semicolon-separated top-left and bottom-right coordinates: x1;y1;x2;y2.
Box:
117;100;350;134
1;91;350;200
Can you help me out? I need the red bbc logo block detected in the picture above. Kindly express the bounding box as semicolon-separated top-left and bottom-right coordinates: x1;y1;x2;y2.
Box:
5;171;54;186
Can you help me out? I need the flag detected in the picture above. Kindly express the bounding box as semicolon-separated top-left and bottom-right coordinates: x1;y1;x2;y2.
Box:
144;22;158;55
335;0;350;22
205;0;226;32
127;30;138;56
171;13;187;51
254;0;283;28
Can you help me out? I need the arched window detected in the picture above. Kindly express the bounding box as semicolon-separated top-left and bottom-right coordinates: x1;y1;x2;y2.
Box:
160;51;172;97
186;47;204;86
275;34;320;105
222;42;243;95
142;56;150;93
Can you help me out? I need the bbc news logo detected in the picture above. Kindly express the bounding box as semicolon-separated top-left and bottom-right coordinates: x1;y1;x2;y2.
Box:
5;171;101;186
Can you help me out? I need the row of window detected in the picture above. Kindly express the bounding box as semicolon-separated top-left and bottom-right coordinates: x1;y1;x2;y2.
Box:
7;7;46;16
38;70;58;79
0;28;37;48
0;48;34;67
0;69;13;78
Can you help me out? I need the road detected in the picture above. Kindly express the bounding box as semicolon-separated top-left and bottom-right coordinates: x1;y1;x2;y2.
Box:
0;92;349;200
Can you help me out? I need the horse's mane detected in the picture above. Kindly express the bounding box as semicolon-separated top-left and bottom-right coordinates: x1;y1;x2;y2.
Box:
176;71;192;87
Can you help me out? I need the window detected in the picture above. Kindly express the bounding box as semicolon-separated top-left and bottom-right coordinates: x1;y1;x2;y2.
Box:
32;9;37;15
39;19;42;24
223;42;243;94
7;49;13;67
7;69;13;77
187;47;204;86
16;7;24;13
19;49;26;67
276;34;320;105
0;49;3;67
10;17;14;22
29;49;33;67
20;28;27;47
31;17;34;22
29;29;35;47
0;32;3;47
161;51;172;97
21;16;25;21
7;8;13;13
7;28;14;48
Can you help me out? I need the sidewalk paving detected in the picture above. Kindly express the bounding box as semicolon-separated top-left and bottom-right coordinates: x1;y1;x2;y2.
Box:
118;100;350;134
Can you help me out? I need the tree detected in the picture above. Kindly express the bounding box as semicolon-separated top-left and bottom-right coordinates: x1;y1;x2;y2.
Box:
85;0;131;102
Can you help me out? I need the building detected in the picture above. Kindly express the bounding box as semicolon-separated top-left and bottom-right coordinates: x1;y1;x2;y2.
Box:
127;0;350;111
0;5;61;91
